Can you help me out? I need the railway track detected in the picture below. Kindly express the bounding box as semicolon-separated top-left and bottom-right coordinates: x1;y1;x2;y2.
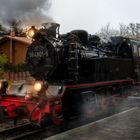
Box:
0;123;41;140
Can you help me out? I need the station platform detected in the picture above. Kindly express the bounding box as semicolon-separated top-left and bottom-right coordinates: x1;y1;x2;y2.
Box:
45;107;140;140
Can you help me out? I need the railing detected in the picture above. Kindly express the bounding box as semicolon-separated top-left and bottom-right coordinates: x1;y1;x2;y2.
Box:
3;71;31;81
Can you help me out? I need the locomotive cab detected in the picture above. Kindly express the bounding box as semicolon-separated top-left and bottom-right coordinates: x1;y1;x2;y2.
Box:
130;39;140;81
42;22;60;38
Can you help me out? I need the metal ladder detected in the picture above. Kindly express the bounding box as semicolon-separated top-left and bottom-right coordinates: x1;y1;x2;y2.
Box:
67;42;79;81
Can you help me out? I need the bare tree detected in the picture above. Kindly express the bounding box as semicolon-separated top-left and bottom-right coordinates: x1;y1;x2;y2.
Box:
120;23;140;39
98;22;140;41
119;23;129;37
135;23;140;39
128;23;136;37
97;23;119;42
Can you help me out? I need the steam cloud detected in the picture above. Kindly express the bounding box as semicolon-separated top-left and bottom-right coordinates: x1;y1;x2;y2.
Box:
0;0;53;27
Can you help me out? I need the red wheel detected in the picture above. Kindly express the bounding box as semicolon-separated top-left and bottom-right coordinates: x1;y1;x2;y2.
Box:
30;107;42;124
30;108;52;127
51;104;63;125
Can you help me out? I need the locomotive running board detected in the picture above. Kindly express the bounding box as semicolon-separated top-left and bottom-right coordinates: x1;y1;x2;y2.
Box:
65;79;134;89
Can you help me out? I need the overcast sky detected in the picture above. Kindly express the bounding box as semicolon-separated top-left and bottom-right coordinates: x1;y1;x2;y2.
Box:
49;0;140;34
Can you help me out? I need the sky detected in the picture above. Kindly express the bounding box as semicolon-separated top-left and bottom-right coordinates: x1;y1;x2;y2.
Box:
49;0;140;34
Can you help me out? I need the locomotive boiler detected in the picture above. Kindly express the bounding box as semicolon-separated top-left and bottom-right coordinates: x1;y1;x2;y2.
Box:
0;22;140;127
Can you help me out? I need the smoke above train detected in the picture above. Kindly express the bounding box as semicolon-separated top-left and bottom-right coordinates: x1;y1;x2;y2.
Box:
0;0;53;27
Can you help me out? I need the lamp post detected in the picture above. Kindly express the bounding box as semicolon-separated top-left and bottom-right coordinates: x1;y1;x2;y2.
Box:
10;29;16;63
10;30;15;63
10;37;12;63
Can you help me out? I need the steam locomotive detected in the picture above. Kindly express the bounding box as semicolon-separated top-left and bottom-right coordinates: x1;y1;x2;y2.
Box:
0;22;140;127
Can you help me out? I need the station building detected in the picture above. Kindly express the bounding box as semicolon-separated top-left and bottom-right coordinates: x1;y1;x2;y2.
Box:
0;35;32;64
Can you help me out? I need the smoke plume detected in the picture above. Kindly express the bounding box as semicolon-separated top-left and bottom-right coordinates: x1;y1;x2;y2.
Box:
0;0;53;27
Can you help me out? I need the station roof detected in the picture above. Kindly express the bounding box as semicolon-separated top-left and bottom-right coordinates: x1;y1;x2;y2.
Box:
0;35;32;45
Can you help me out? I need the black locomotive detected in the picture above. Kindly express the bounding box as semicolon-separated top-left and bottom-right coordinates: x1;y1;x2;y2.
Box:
0;23;140;126
25;22;140;120
26;23;138;83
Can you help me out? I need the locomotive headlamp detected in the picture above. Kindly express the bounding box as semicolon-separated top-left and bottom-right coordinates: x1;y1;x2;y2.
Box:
33;82;42;92
28;30;35;38
27;26;37;38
